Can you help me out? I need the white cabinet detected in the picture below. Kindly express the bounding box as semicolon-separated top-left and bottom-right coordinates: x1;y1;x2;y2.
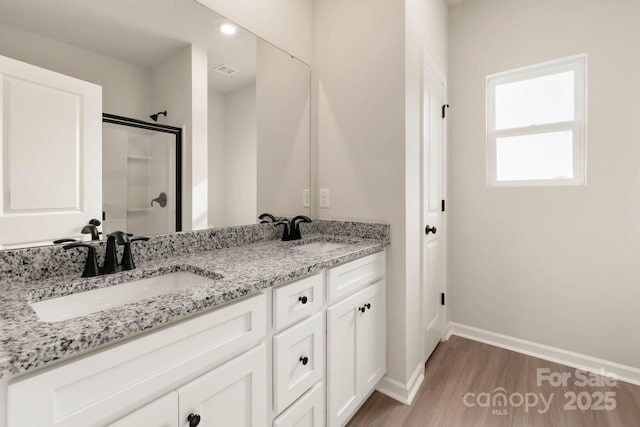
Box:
112;345;267;427
109;392;178;427
7;293;266;427
327;280;385;427
178;344;267;427
4;250;386;427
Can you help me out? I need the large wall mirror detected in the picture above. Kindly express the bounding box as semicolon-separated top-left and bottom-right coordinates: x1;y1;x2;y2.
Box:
0;0;311;249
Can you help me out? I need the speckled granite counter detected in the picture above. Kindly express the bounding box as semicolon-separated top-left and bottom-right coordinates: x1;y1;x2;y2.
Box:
0;230;388;380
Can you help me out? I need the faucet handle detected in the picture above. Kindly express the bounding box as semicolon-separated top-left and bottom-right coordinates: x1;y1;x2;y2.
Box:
259;213;278;223
53;238;78;245
121;236;150;271
63;243;99;277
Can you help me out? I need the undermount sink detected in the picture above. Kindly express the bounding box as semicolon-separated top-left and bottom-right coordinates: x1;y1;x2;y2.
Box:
291;241;346;254
30;271;217;322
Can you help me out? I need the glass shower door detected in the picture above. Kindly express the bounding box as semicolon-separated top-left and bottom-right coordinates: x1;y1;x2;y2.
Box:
102;115;181;236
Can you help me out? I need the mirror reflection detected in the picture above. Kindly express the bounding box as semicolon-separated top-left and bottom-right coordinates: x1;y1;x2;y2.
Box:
0;0;310;249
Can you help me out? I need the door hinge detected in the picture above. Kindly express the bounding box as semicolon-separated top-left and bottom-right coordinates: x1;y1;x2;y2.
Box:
441;199;445;212
441;104;450;119
441;292;445;306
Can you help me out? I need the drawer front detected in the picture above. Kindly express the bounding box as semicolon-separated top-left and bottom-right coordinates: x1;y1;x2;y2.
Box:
273;273;323;330
328;251;385;303
273;313;324;414
8;293;266;427
273;382;324;427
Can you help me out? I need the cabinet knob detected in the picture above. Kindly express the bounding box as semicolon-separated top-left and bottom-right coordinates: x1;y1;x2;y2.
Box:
359;306;366;313
425;225;437;235
299;356;309;366
187;413;201;427
365;303;371;310
298;295;308;304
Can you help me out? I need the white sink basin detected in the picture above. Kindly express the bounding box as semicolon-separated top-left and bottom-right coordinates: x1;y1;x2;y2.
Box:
291;241;346;254
31;271;215;322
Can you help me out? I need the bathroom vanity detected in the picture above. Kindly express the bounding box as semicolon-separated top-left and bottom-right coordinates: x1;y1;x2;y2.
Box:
0;222;389;427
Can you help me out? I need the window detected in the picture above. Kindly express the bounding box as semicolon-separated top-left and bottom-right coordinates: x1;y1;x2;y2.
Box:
486;55;587;186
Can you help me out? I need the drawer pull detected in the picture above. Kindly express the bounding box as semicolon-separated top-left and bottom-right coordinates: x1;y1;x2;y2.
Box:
299;356;309;366
187;413;201;427
298;295;308;304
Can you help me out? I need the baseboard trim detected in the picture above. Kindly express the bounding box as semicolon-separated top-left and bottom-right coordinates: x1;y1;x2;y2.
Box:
448;322;640;387
376;363;425;405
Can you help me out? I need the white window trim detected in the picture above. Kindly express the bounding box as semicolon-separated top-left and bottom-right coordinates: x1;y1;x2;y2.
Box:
486;54;587;187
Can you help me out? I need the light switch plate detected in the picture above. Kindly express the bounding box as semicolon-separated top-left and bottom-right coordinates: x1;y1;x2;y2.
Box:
303;189;310;208
319;188;330;208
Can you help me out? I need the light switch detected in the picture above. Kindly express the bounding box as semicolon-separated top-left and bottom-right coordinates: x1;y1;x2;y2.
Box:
319;188;330;209
303;189;310;208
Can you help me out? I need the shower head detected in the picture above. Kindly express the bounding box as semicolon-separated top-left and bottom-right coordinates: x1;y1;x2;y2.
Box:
150;110;167;122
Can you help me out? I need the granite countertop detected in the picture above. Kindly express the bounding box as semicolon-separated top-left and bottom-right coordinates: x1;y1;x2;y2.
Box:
0;234;387;380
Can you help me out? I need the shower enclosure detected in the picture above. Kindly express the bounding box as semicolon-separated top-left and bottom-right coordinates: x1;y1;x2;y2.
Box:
102;114;182;236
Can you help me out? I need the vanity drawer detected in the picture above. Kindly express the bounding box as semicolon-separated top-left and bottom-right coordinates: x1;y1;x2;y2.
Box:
273;382;324;427
273;273;323;330
328;251;385;303
8;293;266;427
273;313;324;414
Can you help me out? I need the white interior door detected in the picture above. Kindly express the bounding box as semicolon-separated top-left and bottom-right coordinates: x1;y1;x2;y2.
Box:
421;55;446;363
0;55;102;248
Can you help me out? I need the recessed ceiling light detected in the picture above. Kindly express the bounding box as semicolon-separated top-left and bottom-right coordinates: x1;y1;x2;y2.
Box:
219;23;237;35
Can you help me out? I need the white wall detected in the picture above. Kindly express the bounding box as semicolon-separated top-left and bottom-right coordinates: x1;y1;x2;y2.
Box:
224;84;258;226
449;0;640;369
0;23;151;121
315;0;448;397
194;0;313;65
208;90;227;227
256;40;311;218
152;45;208;232
207;85;257;227
191;46;209;230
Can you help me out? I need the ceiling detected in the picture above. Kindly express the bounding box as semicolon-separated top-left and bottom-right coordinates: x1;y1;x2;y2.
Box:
0;0;257;93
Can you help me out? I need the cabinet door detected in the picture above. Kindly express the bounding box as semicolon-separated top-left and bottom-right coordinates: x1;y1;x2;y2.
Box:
327;291;360;427
177;345;267;427
356;280;385;394
109;392;178;427
0;54;102;248
327;281;386;427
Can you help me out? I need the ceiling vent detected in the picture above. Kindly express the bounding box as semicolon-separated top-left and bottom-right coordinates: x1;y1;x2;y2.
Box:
213;64;239;76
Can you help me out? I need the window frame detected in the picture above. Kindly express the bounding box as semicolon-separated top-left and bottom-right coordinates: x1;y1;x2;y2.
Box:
486;54;587;187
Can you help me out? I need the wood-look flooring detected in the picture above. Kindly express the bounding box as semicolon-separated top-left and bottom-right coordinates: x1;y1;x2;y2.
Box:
347;336;640;427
